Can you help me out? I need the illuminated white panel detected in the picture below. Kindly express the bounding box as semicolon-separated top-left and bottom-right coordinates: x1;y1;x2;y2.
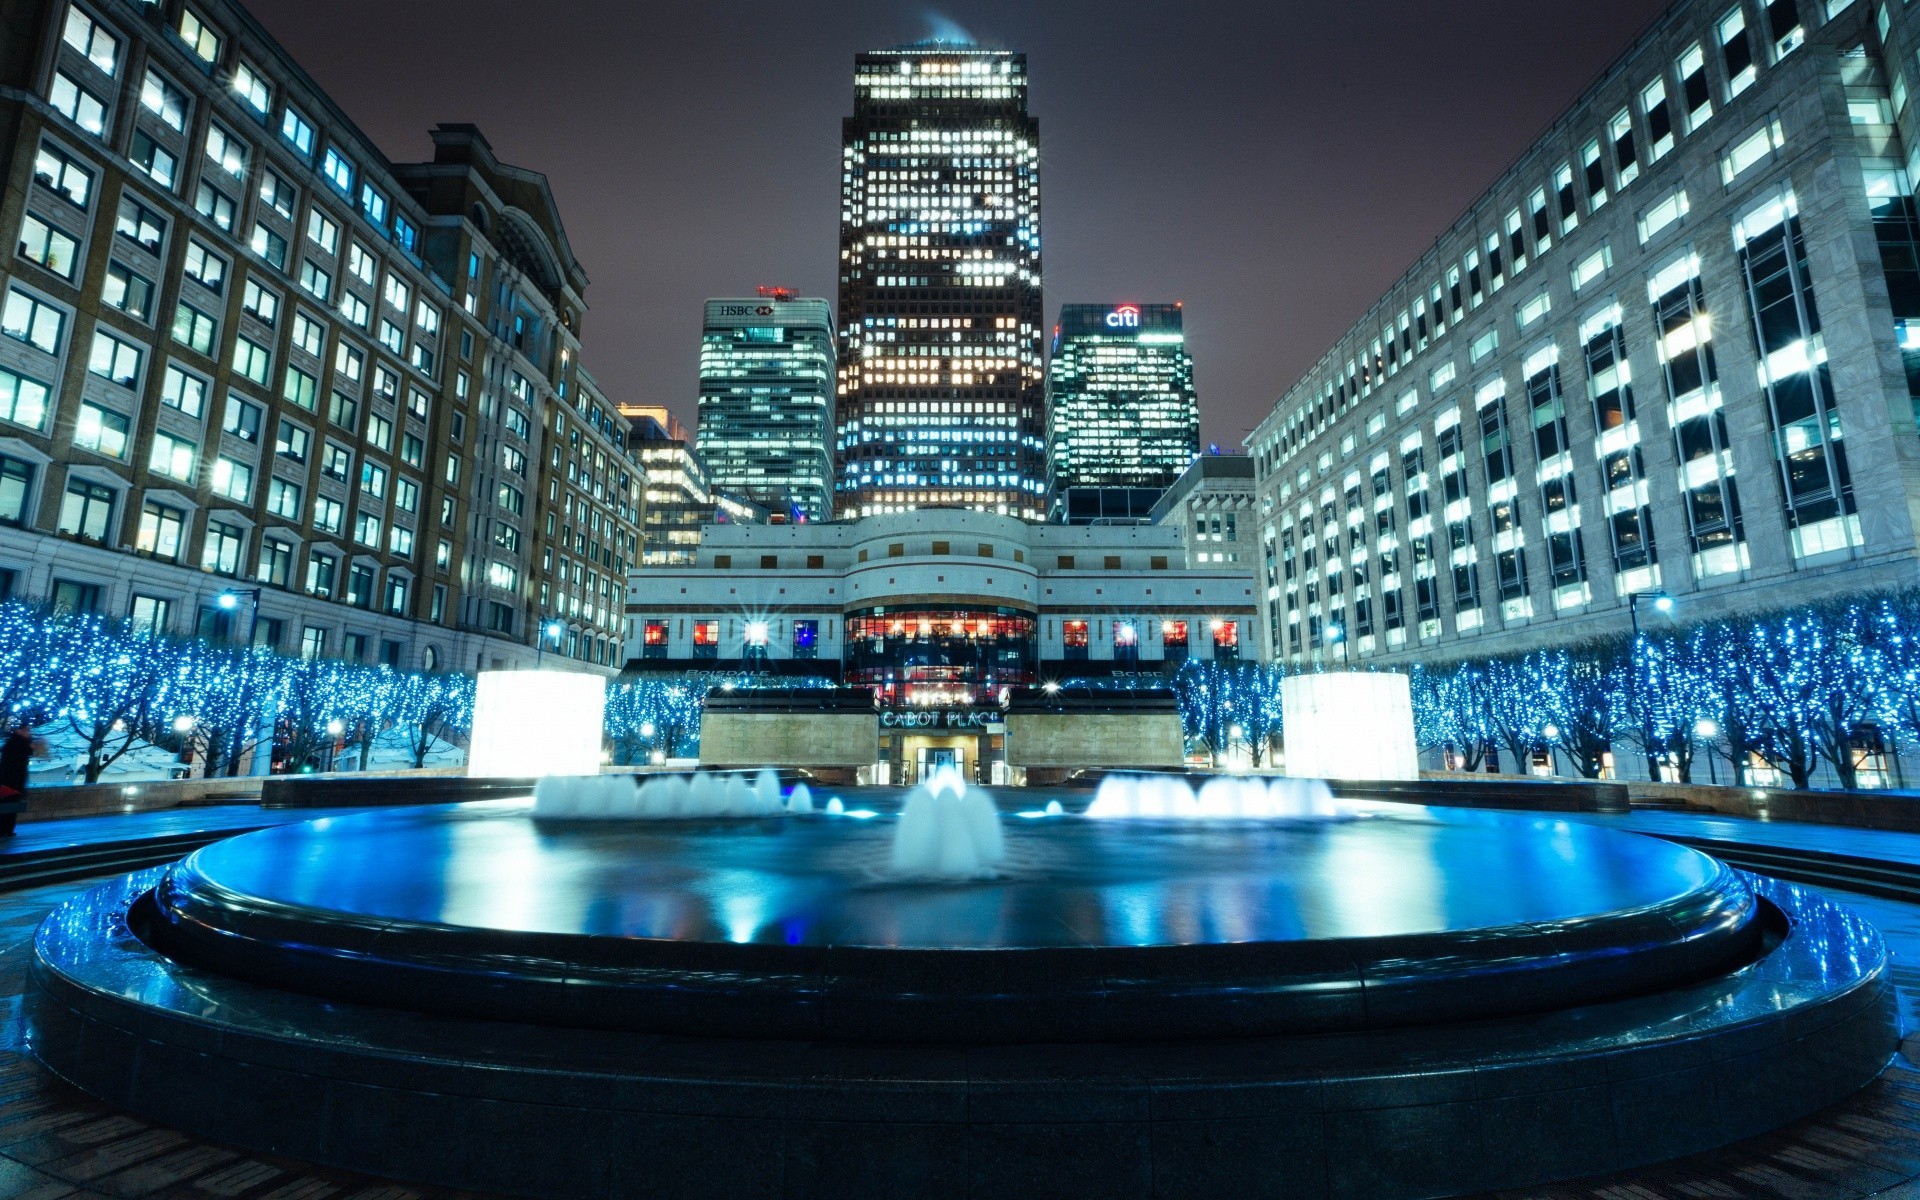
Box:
1280;672;1418;781
468;670;606;778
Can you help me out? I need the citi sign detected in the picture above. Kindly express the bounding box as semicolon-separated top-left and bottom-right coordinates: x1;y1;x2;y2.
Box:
1105;305;1141;328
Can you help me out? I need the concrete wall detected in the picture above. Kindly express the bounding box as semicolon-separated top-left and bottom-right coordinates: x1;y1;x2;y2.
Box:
1004;712;1184;770
700;713;877;771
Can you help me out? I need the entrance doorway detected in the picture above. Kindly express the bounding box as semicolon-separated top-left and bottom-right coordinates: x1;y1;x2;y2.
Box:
900;735;973;786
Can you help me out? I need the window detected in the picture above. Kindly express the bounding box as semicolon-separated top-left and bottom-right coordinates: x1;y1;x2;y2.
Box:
322;147;353;194
1678;43;1712;133
172;302;216;354
34;142;94;207
353;512;380;547
328;391;358;431
50;72;106;138
692;620;719;659
282;365;317;410
1767;0;1804;58
232;336;271;385
306;551;335;597
73;401;128;456
221;394;261;442
388;525;413;558
250;223;287;269
1212;620;1240;660
115;196;164;251
379;319;403;355
300;262;331;301
1469;328;1499;363
300;625;325;658
131;130;177;189
130;595;172;633
97;262;151;321
306;209;338;254
182;240;225;293
360;184;387;226
258;538;293;586
2;289;64;354
140;70;187;132
160;365;208;418
291;311;324;356
1517;290;1552;331
337;293;368;327
63;8;120;75
58;478;114;541
202;519;244;575
1722;115;1787;184
204;121;247;181
259;169;295;218
333;341;362;383
360;460;387;498
229;61;269;117
280;107;315;157
266;476;300;519
366;412;391;451
88;329;142;386
0;455;32;524
395;216;418;254
313;494;344;533
1582;138;1607;211
1643;78;1675;162
415;301;439;335
1720;6;1756;98
195;181;235;231
498;483;523;514
321;442;351;481
135;500;184;560
394;476;418;512
383;575;409;615
1638;188;1691;244
150;430;196;481
177;9;221;64
19;214;78;278
275;419;309;461
1572;244;1613;291
242;279;279;326
400;433;423;469
0;369;52;431
1063;619;1090;660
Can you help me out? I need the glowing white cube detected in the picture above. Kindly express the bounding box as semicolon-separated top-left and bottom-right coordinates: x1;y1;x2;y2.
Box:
468;670;607;778
1281;672;1418;781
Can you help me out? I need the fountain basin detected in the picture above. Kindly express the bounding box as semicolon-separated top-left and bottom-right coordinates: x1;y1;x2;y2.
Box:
141;797;1762;1042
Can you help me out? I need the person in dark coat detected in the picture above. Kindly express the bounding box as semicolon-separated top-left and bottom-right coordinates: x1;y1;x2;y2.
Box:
0;725;42;837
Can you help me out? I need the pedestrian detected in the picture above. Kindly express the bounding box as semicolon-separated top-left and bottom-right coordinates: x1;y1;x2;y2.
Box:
0;723;46;837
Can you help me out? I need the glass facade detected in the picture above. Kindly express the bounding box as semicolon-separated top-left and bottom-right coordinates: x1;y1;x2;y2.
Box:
1046;303;1199;494
834;45;1047;520
694;296;835;521
843;605;1037;703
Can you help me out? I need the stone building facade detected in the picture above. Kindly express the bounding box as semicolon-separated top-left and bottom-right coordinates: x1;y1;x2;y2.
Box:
1250;0;1920;669
0;0;637;672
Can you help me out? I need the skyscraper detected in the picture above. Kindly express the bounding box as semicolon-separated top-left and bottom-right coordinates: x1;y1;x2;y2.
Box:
1047;303;1201;496
834;42;1046;521
694;291;835;521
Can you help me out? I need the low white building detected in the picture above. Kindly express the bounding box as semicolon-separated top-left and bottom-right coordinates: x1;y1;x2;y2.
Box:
622;509;1260;700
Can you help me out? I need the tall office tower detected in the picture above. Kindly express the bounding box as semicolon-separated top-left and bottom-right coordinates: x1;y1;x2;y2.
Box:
834;42;1046;521
1047;303;1200;500
695;290;835;521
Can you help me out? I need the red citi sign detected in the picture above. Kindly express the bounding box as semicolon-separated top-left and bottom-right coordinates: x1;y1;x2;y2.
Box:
1106;305;1141;328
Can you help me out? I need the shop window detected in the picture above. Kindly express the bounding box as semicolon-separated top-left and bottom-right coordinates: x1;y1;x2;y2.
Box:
693;620;719;659
1162;620;1190;664
1114;621;1139;667
793;619;818;660
643;620;668;659
1063;619;1090;661
1212;620;1241;660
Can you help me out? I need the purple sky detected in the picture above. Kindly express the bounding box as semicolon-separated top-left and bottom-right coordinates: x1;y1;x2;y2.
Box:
245;0;1667;449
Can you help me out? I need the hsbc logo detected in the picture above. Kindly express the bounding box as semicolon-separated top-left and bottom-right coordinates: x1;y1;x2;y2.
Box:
716;304;780;318
1105;305;1141;328
756;305;775;316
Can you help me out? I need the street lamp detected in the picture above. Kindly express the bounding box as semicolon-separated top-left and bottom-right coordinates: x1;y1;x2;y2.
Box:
1541;723;1560;776
1696;718;1720;786
534;617;566;668
325;719;345;773
217;587;263;645
1627;591;1676;780
1626;590;1675;641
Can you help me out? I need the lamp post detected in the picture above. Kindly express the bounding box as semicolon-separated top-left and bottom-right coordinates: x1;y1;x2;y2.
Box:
534;617;566;668
217;588;269;775
1696;718;1720;786
1541;723;1560;777
1627;591;1676;780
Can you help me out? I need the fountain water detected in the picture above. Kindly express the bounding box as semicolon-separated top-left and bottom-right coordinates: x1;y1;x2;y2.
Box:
786;782;816;814
1085;772;1344;819
888;765;1005;880
532;770;785;819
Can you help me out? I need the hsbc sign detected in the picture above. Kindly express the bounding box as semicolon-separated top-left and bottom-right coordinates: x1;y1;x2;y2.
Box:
714;304;779;318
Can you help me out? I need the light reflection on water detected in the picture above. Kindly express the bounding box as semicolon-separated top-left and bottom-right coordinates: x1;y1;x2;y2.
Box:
177;797;1729;951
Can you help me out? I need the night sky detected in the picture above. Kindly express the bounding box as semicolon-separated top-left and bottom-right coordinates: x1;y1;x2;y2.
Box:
245;0;1667;450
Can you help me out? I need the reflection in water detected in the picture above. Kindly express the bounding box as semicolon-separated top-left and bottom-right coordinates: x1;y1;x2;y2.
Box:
180;796;1737;951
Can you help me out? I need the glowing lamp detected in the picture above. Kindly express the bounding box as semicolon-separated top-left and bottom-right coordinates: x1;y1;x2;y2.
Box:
468;669;606;778
1281;672;1418;781
217;593;239;610
1653;595;1675;614
172;715;196;734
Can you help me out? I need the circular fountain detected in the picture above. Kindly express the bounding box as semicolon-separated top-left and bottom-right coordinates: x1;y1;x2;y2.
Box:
26;773;1895;1199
